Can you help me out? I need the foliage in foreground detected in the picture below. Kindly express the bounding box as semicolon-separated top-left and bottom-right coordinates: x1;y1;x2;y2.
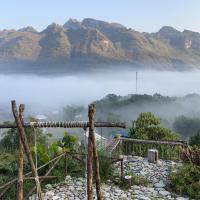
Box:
0;127;83;199
169;164;200;199
98;150;114;182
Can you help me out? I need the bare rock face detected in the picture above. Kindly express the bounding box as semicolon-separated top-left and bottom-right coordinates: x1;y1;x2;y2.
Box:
1;18;200;70
63;19;85;30
39;24;71;61
0;29;42;61
67;28;126;61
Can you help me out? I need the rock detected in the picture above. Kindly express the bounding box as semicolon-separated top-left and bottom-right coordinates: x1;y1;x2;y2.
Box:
159;190;170;196
52;196;60;200
139;196;151;200
45;184;53;190
45;191;55;197
154;181;166;188
42;156;189;200
75;181;83;186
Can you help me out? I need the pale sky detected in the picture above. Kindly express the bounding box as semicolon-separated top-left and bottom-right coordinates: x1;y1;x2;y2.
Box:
0;0;200;33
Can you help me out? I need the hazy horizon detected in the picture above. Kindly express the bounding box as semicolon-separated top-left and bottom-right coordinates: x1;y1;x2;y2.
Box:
1;69;200;116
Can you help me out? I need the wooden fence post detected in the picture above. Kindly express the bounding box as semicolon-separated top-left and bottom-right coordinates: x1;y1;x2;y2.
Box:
16;104;25;200
90;104;102;200
120;158;124;181
11;100;42;200
65;153;67;177
87;105;94;200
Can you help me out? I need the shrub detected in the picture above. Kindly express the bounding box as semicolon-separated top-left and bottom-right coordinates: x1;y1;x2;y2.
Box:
189;131;200;148
169;164;200;199
98;150;114;182
116;172;150;190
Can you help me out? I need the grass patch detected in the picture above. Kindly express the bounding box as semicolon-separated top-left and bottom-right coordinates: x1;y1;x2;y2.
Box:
115;172;150;190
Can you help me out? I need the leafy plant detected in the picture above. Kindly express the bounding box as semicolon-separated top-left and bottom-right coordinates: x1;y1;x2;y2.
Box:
98;150;114;182
58;132;78;152
129;112;180;141
169;164;200;199
116;172;150;190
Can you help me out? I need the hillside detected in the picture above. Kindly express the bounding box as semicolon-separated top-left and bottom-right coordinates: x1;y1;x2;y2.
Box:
61;93;200;140
1;18;200;71
93;93;200;123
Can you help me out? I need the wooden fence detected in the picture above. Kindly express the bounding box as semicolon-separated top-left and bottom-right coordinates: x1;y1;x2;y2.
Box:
110;137;187;160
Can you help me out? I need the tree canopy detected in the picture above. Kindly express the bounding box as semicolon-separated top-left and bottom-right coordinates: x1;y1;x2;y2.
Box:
189;131;200;148
129;112;180;141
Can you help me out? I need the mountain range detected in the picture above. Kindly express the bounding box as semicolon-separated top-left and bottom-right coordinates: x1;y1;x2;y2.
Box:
1;18;200;71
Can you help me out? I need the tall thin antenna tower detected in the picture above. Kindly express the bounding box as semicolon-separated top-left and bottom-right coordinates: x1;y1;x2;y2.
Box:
136;71;138;94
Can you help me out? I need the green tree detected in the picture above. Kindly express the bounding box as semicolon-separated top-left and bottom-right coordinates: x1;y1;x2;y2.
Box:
173;115;200;139
0;118;52;151
130;112;179;140
58;132;78;152
189;131;200;148
32;132;78;165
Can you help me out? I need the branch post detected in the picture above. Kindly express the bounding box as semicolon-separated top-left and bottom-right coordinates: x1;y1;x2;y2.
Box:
87;104;94;200
11;100;43;200
16;104;25;200
90;105;102;200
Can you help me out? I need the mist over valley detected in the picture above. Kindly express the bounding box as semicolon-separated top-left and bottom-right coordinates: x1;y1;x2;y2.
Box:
1;68;200;140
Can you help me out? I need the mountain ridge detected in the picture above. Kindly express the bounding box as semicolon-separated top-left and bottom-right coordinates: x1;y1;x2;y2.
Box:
1;18;200;71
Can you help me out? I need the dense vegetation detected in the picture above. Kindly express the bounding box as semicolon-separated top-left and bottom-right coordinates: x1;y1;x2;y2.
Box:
62;93;200;140
1;94;200;199
169;164;200;199
0;121;86;199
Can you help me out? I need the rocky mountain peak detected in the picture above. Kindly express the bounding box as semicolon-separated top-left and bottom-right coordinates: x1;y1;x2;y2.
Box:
42;23;65;34
18;26;37;33
1;18;200;70
158;26;181;36
82;18;126;30
63;18;84;30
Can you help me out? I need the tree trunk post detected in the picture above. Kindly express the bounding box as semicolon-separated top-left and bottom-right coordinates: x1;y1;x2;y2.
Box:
11;100;42;200
16;104;25;200
120;156;124;181
89;104;102;200
87;104;94;200
65;153;67;177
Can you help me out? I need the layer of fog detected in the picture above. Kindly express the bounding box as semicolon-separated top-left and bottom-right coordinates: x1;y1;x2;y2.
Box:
1;69;200;120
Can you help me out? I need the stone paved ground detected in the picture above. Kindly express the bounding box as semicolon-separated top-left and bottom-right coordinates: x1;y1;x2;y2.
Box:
31;156;190;200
